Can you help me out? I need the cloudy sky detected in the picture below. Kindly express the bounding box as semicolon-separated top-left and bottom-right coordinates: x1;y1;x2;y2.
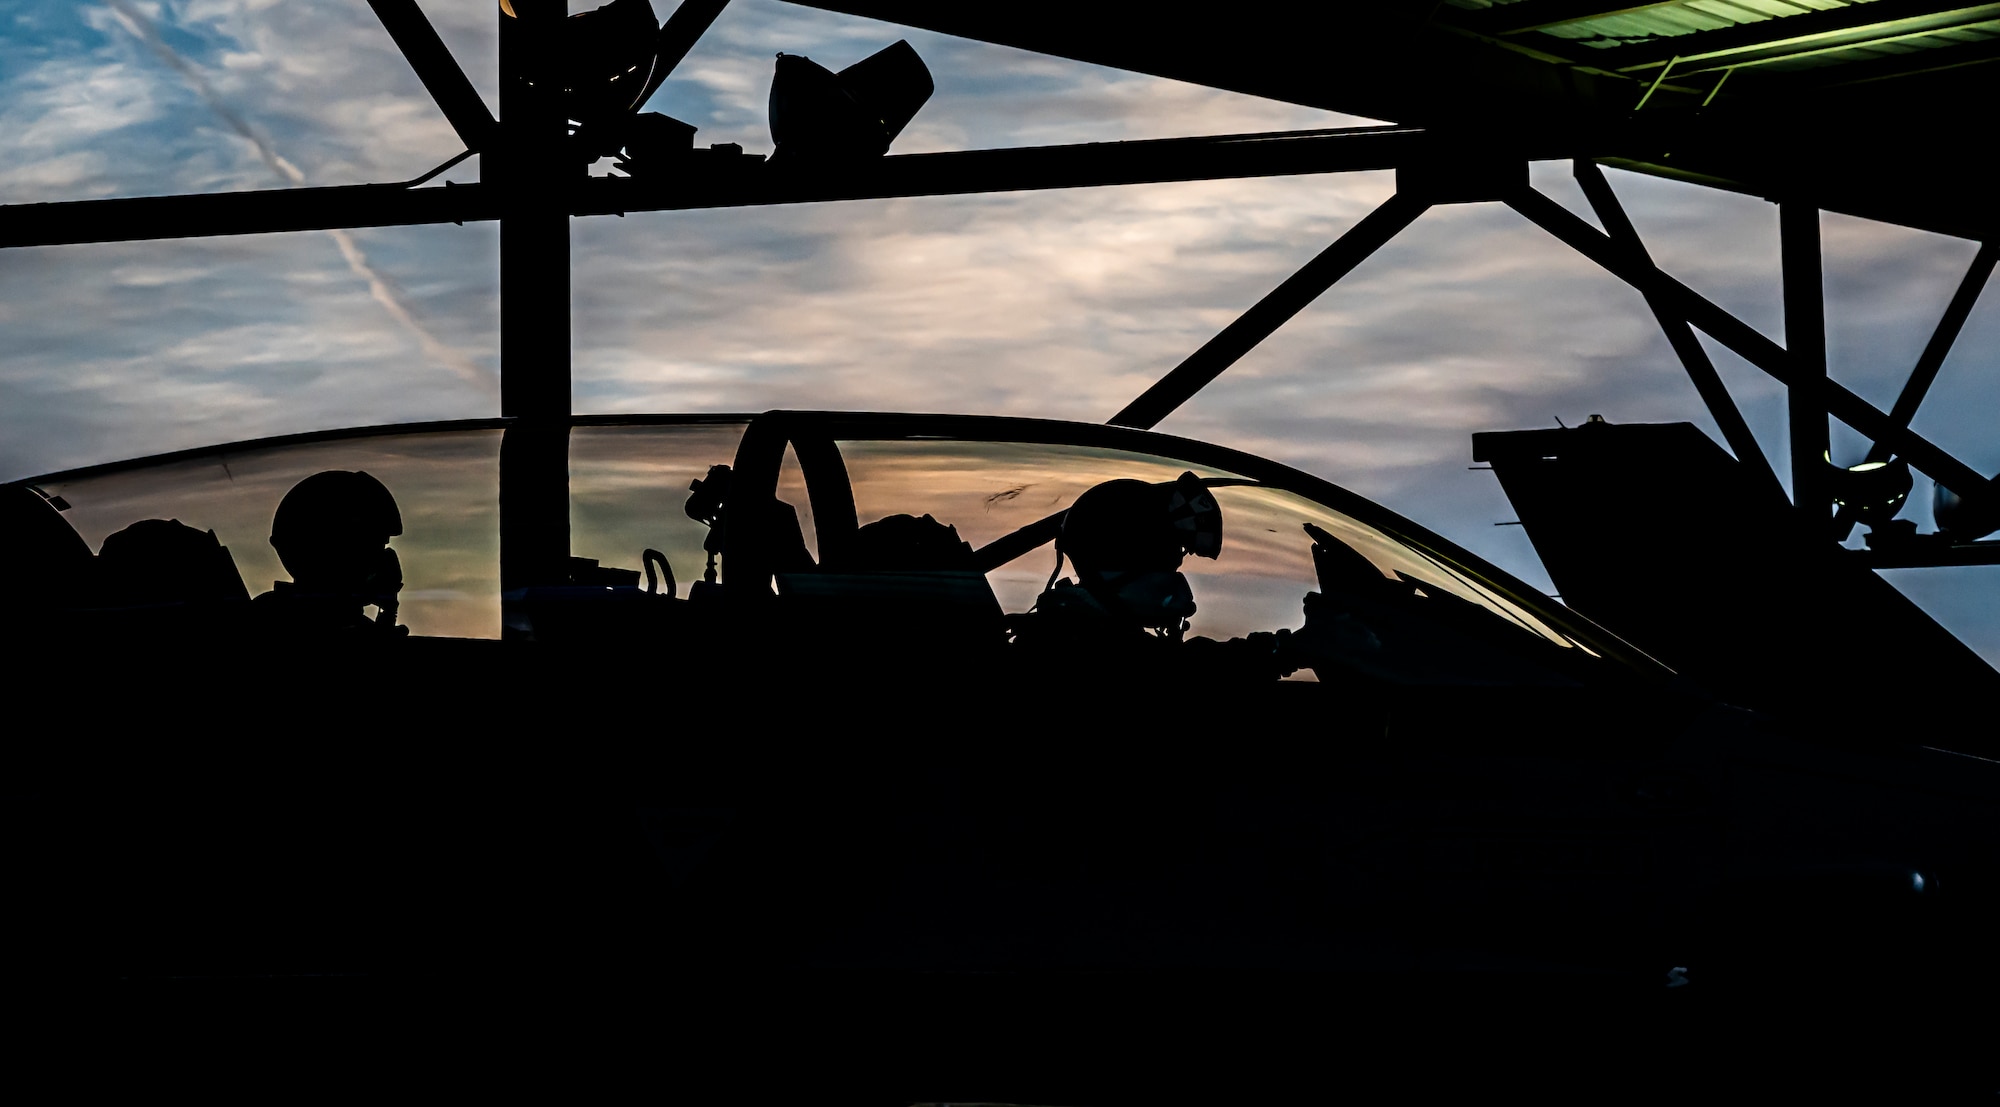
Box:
4;0;1998;660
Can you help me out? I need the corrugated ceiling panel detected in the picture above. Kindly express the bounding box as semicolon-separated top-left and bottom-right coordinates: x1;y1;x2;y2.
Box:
1543;11;1737;44
1727;21;1997;68
1541;0;1911;50
1726;0;1823;19
1682;0;1780;22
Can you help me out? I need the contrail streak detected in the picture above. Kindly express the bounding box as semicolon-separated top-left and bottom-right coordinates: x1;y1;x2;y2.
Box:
103;0;495;396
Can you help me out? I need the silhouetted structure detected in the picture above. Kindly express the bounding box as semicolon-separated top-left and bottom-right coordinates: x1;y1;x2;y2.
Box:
7;0;2000;1094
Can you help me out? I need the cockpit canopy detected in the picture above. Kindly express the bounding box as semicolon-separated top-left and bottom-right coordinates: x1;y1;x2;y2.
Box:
11;411;1657;686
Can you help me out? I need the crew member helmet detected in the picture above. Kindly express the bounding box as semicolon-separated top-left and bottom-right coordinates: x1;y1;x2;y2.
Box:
1057;471;1221;579
269;470;402;587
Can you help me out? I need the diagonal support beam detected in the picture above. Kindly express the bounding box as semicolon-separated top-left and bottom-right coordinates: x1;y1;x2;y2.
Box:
1572;159;1785;503
1867;239;1999;464
366;0;497;153
1834;237;1999;539
1505;186;1994;505
1109;191;1429;430
638;0;733;108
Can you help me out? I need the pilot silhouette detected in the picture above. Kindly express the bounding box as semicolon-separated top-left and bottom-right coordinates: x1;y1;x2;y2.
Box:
253;469;408;639
1013;471;1296;679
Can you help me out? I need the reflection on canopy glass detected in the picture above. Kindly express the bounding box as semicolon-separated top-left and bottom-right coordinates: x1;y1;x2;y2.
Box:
829;438;1579;655
39;430;503;639
569;422;750;599
20;415;1609;681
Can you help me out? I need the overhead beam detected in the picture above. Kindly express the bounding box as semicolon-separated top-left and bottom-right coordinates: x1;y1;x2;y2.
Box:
1108;191;1429;430
0;183;502;248
1571;159;1784;502
0;127;1438;249
1444;0;1686;38
1796;32;2000;88
365;0;498;152
1505;186;1995;501
583;127;1442;214
1590;0;2000;72
776;1;1619;134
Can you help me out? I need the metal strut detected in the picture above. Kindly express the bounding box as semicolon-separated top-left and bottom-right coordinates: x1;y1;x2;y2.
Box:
1571;159;1785;505
1109;190;1430;429
1869;239;1999;464
497;0;576;615
1504;185;1995;510
1834;238;1998;540
1782;199;1832;529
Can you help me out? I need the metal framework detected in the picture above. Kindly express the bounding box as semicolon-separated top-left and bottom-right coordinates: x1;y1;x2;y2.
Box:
4;0;1997;608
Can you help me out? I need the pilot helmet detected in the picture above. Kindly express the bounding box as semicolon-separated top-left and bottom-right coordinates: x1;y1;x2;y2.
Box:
1056;471;1221;628
270;470;402;589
